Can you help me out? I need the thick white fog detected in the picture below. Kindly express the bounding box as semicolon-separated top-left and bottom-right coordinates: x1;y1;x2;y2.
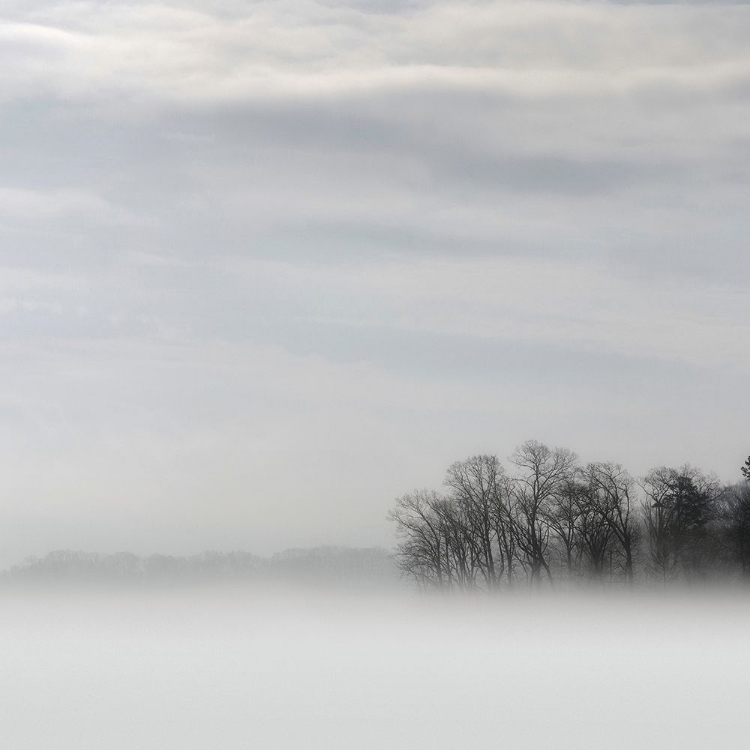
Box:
2;588;748;749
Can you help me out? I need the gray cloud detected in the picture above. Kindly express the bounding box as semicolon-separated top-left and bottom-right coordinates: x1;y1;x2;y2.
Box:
0;0;748;563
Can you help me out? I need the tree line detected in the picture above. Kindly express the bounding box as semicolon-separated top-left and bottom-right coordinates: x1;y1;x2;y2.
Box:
2;546;396;589
388;441;750;591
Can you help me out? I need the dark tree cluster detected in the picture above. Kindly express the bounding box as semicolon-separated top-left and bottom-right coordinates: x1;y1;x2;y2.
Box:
388;441;750;591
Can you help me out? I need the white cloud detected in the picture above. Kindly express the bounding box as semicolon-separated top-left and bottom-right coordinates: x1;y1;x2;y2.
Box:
2;1;750;107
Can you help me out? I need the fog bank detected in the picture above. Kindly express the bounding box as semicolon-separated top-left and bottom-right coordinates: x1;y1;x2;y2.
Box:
2;588;748;749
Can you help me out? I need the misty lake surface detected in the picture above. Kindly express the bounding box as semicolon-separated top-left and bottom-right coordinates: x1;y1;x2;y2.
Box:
1;586;747;749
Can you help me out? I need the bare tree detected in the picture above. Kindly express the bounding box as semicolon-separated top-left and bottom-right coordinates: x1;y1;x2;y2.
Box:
545;476;586;582
388;450;736;593
444;455;509;590
388;490;449;590
586;462;639;586
576;482;616;582
509;441;578;587
431;495;482;590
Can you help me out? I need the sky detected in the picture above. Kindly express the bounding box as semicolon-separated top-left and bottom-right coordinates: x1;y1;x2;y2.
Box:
0;0;749;566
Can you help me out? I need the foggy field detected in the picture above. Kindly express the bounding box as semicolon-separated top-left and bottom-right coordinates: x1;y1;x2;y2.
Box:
1;588;748;749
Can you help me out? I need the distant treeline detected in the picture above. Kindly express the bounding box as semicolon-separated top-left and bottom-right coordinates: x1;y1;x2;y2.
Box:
2;546;397;588
389;442;750;591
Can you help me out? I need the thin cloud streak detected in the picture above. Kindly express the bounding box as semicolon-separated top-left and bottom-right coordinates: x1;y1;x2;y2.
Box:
3;2;750;105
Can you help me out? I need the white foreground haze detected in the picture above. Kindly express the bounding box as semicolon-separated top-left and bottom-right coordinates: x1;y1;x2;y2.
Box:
3;588;750;749
0;0;749;563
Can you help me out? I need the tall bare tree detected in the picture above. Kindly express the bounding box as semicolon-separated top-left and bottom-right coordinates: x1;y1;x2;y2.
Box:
444;455;509;590
509;440;578;587
545;476;586;581
586;462;639;585
388;490;449;590
431;495;482;590
576;481;616;582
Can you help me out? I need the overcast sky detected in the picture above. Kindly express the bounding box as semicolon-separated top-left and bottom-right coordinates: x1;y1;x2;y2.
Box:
0;0;748;565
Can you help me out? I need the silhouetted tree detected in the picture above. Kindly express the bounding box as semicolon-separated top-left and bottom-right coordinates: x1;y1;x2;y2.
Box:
388;490;450;590
444;455;509;590
586;462;639;585
433;495;482;590
575;478;616;581
718;483;750;578
388;446;747;593
742;456;750;481
509;440;578;587
545;476;587;581
641;466;721;583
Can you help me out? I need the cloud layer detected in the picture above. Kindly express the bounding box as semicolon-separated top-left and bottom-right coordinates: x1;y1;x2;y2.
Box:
0;0;748;563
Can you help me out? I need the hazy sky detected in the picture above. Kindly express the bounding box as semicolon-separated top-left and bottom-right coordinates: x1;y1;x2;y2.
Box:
1;0;749;565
